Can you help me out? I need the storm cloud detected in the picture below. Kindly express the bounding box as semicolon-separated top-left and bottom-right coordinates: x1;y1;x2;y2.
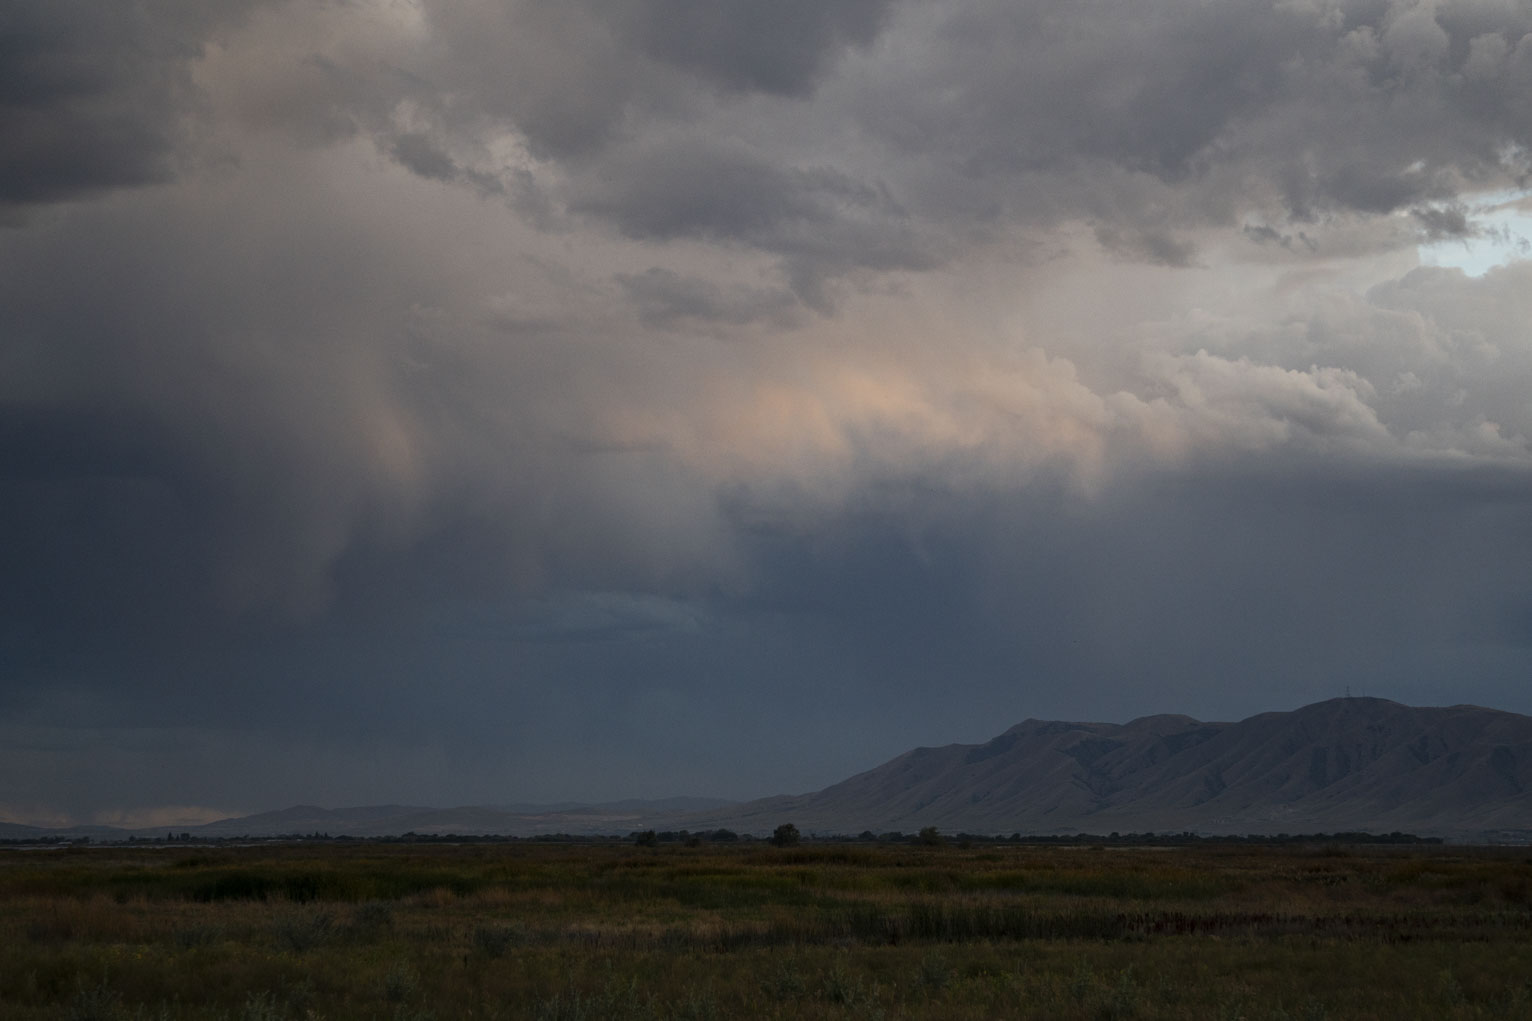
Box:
3;0;1532;825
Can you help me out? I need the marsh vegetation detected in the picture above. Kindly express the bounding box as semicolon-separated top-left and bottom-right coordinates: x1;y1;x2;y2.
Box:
3;840;1531;1018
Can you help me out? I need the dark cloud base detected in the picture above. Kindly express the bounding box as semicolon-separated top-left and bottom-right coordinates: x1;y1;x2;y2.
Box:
7;459;1531;817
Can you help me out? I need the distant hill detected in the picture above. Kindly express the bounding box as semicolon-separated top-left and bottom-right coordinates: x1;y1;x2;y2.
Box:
682;698;1532;839
182;797;739;839
0;798;739;842
0;821;49;840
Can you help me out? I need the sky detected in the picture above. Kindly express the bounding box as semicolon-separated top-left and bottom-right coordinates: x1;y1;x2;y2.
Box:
4;0;1532;828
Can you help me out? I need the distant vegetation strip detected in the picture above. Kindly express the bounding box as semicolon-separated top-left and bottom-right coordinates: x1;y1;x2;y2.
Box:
0;828;1453;848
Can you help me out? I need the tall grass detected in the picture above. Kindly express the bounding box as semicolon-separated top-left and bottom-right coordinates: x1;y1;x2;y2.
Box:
2;842;1530;1018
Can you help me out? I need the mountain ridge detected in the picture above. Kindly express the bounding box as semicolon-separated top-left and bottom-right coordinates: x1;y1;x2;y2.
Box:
680;697;1532;838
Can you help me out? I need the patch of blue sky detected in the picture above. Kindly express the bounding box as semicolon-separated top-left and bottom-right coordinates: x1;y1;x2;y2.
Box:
1418;189;1532;276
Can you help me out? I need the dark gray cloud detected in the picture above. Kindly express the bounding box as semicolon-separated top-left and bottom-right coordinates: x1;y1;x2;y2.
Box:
571;136;933;305
0;1;264;214
1093;226;1200;267
1412;202;1476;240
405;0;894;164
0;2;186;209
616;267;803;328
595;0;896;96
575;139;846;242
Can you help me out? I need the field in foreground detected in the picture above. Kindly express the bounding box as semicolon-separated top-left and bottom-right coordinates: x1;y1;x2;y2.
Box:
3;840;1531;1019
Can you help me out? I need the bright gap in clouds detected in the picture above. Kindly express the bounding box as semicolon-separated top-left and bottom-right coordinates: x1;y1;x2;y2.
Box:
1418;190;1532;276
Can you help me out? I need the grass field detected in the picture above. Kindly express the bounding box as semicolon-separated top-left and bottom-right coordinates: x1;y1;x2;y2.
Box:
3;839;1531;1019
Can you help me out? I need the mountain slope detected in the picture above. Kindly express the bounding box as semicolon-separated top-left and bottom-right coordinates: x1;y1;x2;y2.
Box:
685;698;1532;837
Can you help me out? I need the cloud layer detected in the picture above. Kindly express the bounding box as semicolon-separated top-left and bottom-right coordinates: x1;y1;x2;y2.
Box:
4;0;1532;822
